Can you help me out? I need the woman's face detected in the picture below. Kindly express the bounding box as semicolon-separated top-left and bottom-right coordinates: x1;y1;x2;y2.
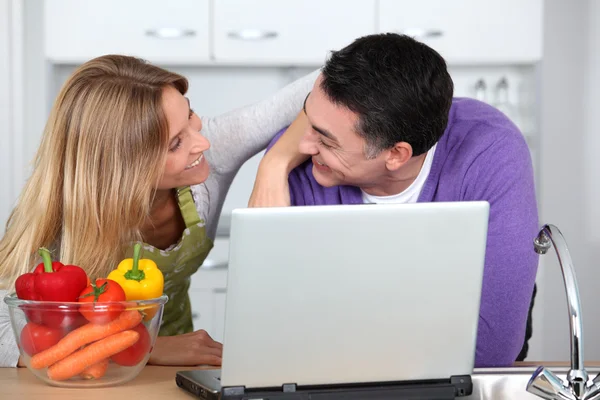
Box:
157;86;210;190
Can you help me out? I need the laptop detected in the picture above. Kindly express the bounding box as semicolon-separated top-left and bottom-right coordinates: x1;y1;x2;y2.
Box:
177;201;489;399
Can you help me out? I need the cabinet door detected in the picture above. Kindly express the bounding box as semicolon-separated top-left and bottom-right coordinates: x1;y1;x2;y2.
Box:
188;288;226;343
213;0;377;65
189;261;228;339
378;0;543;65
44;0;210;64
189;289;215;335
213;289;227;343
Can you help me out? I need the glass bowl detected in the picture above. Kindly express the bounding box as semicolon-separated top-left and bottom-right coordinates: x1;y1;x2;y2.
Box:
4;292;168;388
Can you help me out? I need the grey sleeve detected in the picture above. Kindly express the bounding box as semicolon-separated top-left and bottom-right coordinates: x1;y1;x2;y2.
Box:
0;290;20;367
194;69;320;240
200;69;320;178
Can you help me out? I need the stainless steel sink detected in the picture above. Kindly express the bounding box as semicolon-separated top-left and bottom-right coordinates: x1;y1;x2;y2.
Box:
470;367;600;400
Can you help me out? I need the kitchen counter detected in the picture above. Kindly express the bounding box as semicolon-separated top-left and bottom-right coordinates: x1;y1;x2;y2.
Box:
3;362;600;399
0;365;204;399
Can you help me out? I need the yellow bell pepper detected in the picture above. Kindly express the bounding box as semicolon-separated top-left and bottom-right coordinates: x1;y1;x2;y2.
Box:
108;243;164;301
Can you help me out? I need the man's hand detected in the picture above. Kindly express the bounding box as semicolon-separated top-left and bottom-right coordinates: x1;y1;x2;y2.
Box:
248;161;291;208
148;329;222;366
248;111;310;207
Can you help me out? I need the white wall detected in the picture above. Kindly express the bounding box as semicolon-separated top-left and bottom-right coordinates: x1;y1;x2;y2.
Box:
584;2;600;243
0;0;43;233
0;0;12;231
0;0;25;234
582;0;600;361
532;0;600;362
22;0;48;174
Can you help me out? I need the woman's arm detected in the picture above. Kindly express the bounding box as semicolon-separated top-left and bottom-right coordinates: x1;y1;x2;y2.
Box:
0;290;21;367
200;69;319;177
194;69;319;239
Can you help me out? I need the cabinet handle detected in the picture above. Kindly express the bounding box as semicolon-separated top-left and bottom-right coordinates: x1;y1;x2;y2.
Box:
399;29;443;40
192;313;199;319
227;29;278;41
202;258;228;270
145;28;196;39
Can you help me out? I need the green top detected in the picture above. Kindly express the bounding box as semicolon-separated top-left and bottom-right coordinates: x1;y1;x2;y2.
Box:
129;186;213;336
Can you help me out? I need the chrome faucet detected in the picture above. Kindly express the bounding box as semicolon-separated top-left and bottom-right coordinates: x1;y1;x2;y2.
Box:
526;224;600;400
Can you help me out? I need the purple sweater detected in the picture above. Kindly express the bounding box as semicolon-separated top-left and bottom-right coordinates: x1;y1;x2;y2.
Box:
267;97;539;367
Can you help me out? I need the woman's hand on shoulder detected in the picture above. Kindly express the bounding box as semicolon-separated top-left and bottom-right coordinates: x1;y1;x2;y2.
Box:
148;329;222;366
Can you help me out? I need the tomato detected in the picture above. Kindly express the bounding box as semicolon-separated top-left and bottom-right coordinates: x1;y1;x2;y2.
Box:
42;304;88;333
110;323;151;366
78;279;126;324
22;303;88;332
20;322;63;356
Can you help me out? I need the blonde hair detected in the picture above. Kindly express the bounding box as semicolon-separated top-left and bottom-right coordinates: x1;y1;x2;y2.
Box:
0;55;188;289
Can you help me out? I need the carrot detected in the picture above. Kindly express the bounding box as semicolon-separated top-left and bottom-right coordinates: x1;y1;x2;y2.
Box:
31;310;142;369
48;330;139;381
80;358;109;380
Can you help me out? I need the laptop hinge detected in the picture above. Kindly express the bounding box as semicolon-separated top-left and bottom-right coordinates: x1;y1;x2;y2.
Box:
282;383;297;392
222;385;246;396
450;375;473;397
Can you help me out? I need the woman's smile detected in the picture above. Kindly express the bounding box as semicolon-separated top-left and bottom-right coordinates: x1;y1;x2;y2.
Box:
185;154;204;170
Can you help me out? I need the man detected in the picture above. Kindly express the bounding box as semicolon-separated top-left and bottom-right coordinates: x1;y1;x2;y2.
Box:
264;33;539;367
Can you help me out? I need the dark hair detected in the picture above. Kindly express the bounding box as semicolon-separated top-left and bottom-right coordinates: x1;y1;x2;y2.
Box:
320;33;454;158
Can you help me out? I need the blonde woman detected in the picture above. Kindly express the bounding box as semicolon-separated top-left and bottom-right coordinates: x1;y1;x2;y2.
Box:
0;55;317;367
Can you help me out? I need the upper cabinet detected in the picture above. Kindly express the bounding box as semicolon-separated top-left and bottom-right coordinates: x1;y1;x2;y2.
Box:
212;0;376;65
378;0;543;65
43;0;543;66
44;0;211;64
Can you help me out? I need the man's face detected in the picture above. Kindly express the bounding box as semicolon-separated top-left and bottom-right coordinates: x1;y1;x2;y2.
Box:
299;77;389;189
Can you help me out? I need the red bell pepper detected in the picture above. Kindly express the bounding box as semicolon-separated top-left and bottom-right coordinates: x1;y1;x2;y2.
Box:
15;248;89;329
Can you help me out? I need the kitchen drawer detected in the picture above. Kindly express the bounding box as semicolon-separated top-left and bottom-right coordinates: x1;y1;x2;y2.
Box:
188;288;227;343
189;289;214;334
213;289;227;343
212;0;377;65
44;0;210;64
378;0;543;65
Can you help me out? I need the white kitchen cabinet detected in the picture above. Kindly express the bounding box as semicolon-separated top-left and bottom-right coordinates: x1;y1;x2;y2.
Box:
42;0;543;67
378;0;543;65
188;289;214;336
212;0;377;65
213;290;227;342
44;0;210;64
189;257;228;342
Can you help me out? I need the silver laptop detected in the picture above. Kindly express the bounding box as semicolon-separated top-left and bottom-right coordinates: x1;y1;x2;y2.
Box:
177;201;489;397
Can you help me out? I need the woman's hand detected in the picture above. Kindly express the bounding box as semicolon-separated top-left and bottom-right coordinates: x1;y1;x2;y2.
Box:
148;329;222;366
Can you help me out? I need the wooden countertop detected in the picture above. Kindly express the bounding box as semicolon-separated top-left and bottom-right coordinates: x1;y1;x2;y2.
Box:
0;365;203;399
3;362;600;398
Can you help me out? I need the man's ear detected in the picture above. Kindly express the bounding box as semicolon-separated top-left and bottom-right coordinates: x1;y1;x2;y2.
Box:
385;142;413;171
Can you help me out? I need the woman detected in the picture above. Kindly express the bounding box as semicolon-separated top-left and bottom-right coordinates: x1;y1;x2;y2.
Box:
0;55;317;367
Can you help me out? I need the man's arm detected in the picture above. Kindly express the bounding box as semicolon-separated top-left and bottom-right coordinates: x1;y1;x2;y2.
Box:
201;69;318;178
248;111;310;207
463;135;540;367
